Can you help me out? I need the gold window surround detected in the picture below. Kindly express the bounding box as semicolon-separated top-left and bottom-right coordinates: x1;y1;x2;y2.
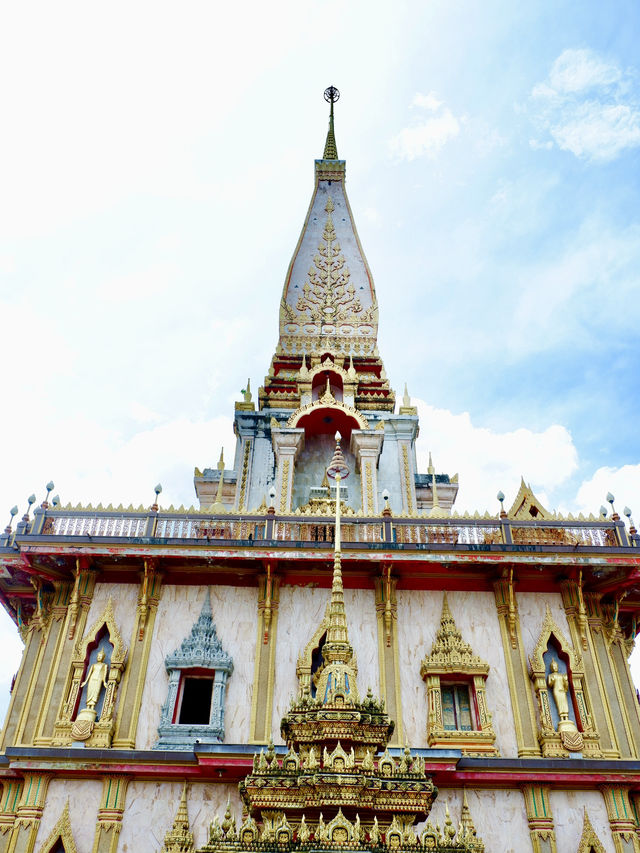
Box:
529;606;602;758
420;592;498;756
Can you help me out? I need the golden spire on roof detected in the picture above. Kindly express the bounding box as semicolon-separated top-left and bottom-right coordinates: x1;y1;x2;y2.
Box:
315;431;359;702
322;86;340;160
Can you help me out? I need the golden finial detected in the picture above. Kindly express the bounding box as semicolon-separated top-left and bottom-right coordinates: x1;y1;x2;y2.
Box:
211;448;227;514
162;782;194;852
347;354;357;381
243;379;252;404
427;452;435;475
323;86;340;160
316;432;358;703
399;382;418;415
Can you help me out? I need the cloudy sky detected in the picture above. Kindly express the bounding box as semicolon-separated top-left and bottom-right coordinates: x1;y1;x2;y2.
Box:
1;1;639;717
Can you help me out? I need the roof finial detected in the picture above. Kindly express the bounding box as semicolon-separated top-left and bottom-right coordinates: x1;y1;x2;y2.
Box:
317;432;359;702
323;86;340;160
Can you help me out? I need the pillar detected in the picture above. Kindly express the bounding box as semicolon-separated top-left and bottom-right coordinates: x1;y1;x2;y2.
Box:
374;565;403;746
112;560;163;749
249;567;281;743
272;429;304;514
493;576;540;757
350;430;383;516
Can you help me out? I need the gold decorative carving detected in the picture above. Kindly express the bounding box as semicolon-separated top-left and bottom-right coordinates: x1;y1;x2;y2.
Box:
576;809;606;853
401;444;414;514
420;593;498;756
365;460;374;515
238;440;252;510
286;394;369;430
53;598;127;748
295;197;376;326
37;801;78;853
280;459;290;514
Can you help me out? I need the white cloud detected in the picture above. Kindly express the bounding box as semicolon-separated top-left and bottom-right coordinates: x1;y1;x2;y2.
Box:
530;48;640;162
390;108;460;161
411;91;443;111
391;91;461;161
548;49;622;95
413;400;578;513
575;463;640;519
551;102;640;160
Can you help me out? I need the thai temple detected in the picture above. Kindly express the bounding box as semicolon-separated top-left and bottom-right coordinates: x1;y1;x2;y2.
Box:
3;86;640;853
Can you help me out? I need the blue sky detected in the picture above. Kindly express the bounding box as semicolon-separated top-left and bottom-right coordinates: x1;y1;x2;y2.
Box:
1;0;639;716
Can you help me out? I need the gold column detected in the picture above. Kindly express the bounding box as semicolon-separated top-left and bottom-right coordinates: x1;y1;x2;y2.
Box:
521;785;556;853
6;774;50;853
587;594;634;758
374;566;403;746
607;626;640;758
235;438;254;511
23;582;72;747
249;567;280;743
112;560;163;749
91;776;130;853
493;576;540;756
0;624;42;752
560;580;618;757
38;562;98;743
0;781;23;853
601;786;640;853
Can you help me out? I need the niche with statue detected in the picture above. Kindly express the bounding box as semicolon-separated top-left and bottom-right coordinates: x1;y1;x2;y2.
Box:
52;599;127;748
529;606;602;757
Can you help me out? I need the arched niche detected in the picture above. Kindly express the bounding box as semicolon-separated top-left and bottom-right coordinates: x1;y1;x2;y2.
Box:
53;598;127;748
529;606;601;757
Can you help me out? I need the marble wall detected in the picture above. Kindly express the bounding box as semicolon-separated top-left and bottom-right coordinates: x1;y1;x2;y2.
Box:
119;780;240;852
396;589;518;756
272;585;379;742
34;779;102;852
137;584;257;749
552;789;615;852
422;787;531;853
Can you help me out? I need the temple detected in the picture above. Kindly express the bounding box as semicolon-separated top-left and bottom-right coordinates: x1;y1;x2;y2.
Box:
1;87;640;853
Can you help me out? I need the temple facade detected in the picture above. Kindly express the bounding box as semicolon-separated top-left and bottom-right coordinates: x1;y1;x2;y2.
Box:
1;87;640;853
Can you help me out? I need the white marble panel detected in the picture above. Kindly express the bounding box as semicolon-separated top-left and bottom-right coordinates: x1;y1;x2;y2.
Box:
86;581;139;649
552;789;615;853
119;781;239;852
396;590;518;755
418;788;530;852
272;586;379;743
396;589;440;748
34;779;102;852
518;591;572;662
137;584;257;749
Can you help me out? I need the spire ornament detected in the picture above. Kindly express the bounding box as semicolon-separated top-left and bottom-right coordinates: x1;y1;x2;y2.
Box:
314;432;359;703
323;86;340;159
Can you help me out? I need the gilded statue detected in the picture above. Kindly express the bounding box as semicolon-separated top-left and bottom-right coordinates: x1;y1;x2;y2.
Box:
80;650;109;711
547;659;570;721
